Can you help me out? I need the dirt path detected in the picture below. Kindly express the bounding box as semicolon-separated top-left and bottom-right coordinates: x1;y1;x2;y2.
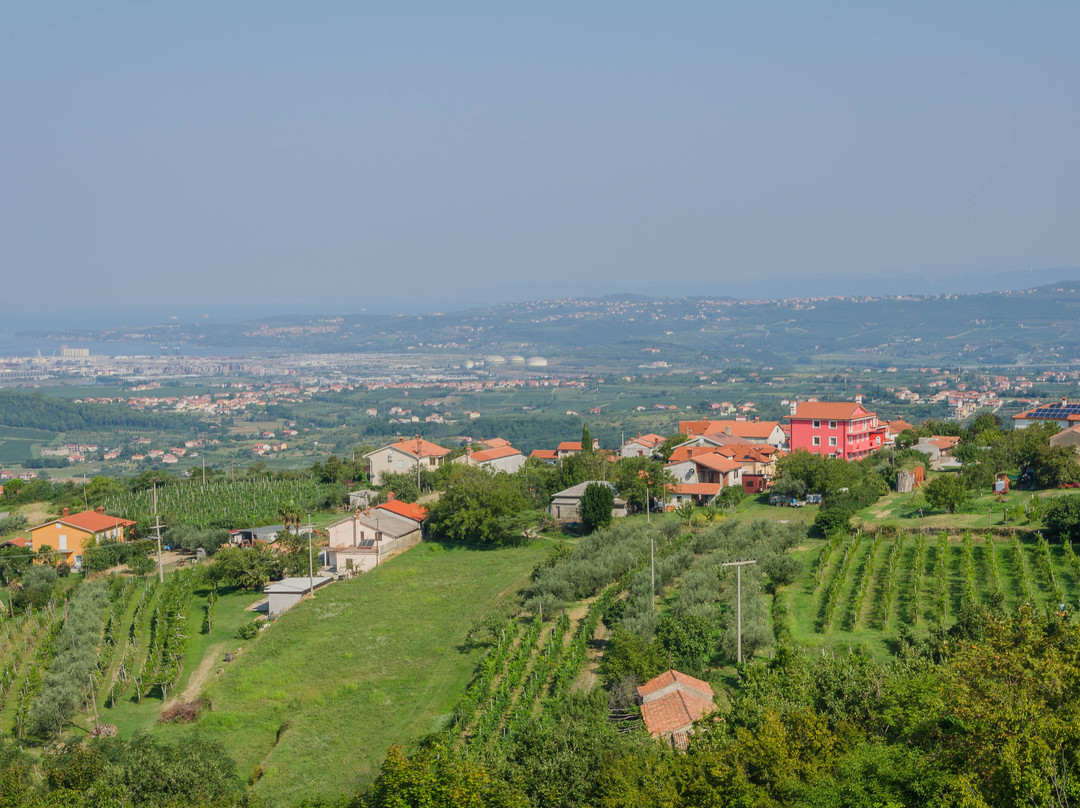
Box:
573;618;609;694
163;641;226;710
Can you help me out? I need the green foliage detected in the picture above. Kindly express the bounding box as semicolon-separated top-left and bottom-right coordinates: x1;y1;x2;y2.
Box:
26;579;111;739
1043;494;1080;542
363;742;524;808
210;545;293;591
164;525;230;555
235;620;259;640
579;483;616;533
598;629;666;687
923;474;969;513
105;476;342;533
655;613;718;674
426;465;533;544
0;512;29;536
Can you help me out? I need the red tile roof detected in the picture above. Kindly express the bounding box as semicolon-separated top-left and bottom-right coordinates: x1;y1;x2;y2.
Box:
671;483;723;496
888;418;917;434
45;509;136;534
638;670;716;738
691;454;743;473
530;449;559;460
374;499;428;522
557;441;583;452
788;402;875;421
481;438;512;449
470;446;522;462
681;419;782;439
0;537;30;548
389;437;450;459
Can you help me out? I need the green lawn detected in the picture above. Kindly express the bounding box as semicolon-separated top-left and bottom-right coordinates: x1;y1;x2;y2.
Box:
151;539;552;806
855;484;1072;531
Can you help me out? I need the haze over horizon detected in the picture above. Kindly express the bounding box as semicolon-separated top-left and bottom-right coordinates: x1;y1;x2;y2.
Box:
4;3;1079;318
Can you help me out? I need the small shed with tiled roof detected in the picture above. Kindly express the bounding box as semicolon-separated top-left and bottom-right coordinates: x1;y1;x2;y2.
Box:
638;669;716;750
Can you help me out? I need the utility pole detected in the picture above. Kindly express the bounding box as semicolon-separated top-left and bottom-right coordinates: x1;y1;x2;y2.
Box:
307;513;315;599
650;536;655;608
152;481;164;583
721;558;757;664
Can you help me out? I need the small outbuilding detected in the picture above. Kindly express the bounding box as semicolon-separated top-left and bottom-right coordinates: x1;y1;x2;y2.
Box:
548;481;627;524
638;669;716;750
264;576;334;617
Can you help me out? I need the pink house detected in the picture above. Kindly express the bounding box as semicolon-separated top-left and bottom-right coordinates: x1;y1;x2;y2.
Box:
786;401;887;460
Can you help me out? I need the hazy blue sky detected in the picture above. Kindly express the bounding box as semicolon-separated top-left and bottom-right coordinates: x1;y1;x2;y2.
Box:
3;2;1079;317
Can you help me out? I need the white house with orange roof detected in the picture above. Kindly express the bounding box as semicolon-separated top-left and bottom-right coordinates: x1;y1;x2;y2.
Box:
678;419;786;449
363;436;450;484
665;448;742;505
619;433;666;458
453;443;526;473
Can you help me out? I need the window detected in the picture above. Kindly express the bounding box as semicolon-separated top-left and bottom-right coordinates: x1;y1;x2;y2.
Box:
812;420;820;428
829;420;837;429
397;460;404;468
829;437;837;447
812;437;820;446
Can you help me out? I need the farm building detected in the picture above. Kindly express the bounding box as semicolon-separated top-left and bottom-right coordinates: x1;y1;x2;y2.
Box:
264;575;334;617
638;669;716;750
325;507;422;573
548;481;627;524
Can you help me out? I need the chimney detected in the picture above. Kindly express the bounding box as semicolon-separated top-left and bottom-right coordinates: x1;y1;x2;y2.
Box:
789;401;798;417
387;491;395;501
725;426;731;436
97;505;105;514
855;394;863;404
62;507;69;517
1063;397;1069;407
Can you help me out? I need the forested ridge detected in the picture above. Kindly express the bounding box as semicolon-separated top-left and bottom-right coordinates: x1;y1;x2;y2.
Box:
0;390;199;433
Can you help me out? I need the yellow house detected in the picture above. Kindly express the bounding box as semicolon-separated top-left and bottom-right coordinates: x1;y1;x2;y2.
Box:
29;506;136;569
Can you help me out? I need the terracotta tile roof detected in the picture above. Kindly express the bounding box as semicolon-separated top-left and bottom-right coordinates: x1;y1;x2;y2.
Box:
0;537;30;548
470;446;522;462
557;441;583;452
681;420;781;439
691;454;743;473
481;438;512;449
639;669;714;698
788;402;875;421
888;418;917;434
374;499;427;522
387;437;450;459
638;670;716;738
37;509;136;534
669;444;738;463
530;449;559;460
671;483;723;496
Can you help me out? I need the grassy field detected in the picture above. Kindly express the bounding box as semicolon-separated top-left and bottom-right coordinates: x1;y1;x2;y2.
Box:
855;485;1073;531
147;539;553;806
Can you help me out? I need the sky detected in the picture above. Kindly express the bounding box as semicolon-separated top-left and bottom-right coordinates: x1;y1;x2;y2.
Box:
3;2;1080;320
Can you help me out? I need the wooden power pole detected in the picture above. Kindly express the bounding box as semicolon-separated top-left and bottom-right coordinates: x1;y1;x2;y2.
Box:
721;558;757;664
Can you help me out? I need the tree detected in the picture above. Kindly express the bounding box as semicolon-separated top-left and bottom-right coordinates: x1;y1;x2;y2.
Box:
656;613;718;673
1043;494;1080;542
923;474;969;514
581;425;594;454
610;456;676;513
365;742;523;808
580;483;615;533
426;465;532;544
674;500;694;527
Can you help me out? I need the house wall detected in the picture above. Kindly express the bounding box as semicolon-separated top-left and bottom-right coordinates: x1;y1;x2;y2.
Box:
29;523;95;566
789;417;884;460
483;453;526;474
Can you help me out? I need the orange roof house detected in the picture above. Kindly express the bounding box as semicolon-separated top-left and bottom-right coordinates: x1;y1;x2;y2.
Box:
29;506;136;569
363;436;451;484
373;492;428;523
679;419;785;447
638;670;716;750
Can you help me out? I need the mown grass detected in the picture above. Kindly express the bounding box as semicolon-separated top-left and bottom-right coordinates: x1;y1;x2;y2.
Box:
151;539;551;806
855;485;1072;531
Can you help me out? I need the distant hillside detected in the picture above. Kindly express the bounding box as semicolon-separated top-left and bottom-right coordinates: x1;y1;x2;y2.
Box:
0;390;199;433
16;283;1080;369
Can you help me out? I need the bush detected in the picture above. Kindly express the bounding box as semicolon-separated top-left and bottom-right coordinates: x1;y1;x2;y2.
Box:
236;621;259;640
